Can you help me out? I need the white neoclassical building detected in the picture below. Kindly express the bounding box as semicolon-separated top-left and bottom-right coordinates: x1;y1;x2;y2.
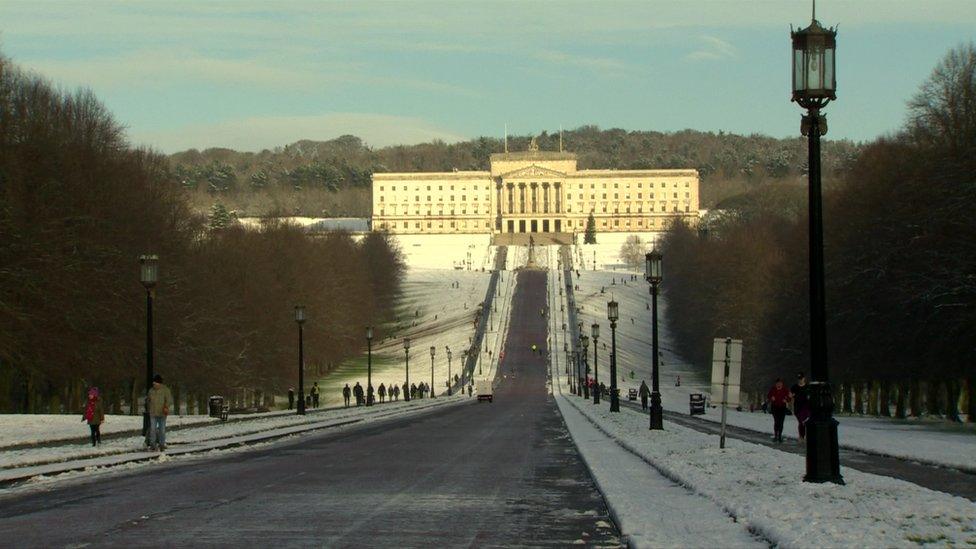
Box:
371;141;699;237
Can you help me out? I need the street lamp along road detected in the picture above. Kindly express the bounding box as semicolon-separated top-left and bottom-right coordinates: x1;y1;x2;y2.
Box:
791;1;843;485
429;346;436;398
645;250;663;430
139;254;158;442
580;334;590;399
403;337;411;402
366;326;374;405
591;323;600;404
446;348;453;395
294;305;306;416
607;299;620;412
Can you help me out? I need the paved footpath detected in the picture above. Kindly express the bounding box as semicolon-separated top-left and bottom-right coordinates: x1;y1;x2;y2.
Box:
0;269;621;548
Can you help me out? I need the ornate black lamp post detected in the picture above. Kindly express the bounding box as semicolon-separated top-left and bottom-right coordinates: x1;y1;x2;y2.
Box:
446;348;453;395
580;334;590;399
792;4;843;484
645;251;663;430
295;305;306;415
139;254;158;440
571;350;578;394
403;337;411;402
591;323;600;404
608;299;620;412
366;326;374;405
429;346;436;398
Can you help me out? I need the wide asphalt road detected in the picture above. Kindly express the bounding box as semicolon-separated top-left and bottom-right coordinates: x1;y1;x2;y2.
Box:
0;269;621;548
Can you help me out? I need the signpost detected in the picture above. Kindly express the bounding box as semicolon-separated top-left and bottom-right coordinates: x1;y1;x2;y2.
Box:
711;337;743;449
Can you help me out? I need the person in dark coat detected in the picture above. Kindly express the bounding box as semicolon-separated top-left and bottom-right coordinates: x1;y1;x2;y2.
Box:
82;386;105;446
767;378;791;443
468;384;473;397
791;373;811;443
410;383;417;400
342;384;351;407
378;383;386;403
639;381;650;410
288;387;295;410
353;382;364;406
367;384;375;405
392;384;400;401
311;382;320;408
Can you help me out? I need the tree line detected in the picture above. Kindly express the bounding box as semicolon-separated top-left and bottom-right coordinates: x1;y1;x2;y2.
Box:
0;53;405;414
658;44;976;422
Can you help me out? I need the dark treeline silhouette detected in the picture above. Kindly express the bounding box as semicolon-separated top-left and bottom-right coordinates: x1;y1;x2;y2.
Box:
660;44;976;422
0;54;404;414
169;125;862;218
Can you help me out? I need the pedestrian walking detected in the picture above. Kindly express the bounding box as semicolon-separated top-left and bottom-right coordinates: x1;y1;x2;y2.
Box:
378;383;387;403
311;382;320;408
767;378;791;443
791;373;811;444
392;384;400;401
639;380;650;410
82;387;105;446
353;382;364;406
468;384;473;397
367;384;375;405
410;383;417;400
342;384;351;407
288;387;295;410
147;374;173;451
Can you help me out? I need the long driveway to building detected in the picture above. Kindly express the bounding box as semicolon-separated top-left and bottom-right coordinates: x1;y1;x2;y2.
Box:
0;269;620;548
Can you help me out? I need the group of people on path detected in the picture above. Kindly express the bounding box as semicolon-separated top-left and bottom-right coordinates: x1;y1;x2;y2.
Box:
342;381;437;407
83;373;174;451
286;382;321;410
766;373;811;443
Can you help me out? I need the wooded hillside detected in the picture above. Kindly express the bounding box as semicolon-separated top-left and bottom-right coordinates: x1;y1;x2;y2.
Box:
169;127;863;218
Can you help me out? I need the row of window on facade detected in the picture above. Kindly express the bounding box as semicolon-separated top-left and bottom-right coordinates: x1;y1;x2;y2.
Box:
378;215;694;231
376;180;691;193
379;194;490;203
380;201;691;216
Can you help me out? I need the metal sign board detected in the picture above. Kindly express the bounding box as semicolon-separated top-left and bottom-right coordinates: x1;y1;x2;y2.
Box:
710;338;743;408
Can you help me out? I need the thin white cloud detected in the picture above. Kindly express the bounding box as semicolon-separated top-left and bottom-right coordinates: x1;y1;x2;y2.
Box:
131;113;468;153
686;35;737;61
532;50;632;75
26;50;357;91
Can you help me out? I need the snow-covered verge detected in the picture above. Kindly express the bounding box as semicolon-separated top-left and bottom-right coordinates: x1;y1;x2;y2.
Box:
555;392;764;548
560;397;976;547
0;413;216;448
552;376;976;547
569;268;976;472
0;395;471;472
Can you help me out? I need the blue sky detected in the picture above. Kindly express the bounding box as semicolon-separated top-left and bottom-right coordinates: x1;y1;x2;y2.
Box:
2;1;974;152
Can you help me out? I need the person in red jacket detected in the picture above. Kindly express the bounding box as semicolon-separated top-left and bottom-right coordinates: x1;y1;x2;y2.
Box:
767;378;792;443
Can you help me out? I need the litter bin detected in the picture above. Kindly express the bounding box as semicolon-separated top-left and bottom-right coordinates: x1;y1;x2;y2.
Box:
689;393;706;415
209;395;228;421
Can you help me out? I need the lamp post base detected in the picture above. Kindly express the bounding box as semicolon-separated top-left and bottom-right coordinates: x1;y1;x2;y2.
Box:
804;382;844;484
649;392;663;430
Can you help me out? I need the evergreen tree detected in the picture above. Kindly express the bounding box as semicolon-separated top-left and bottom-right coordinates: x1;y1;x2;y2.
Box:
209;202;232;230
584;212;597;244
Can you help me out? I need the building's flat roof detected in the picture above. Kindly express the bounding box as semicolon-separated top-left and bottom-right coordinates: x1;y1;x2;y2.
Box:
372;171;490;180
574;169;698;178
